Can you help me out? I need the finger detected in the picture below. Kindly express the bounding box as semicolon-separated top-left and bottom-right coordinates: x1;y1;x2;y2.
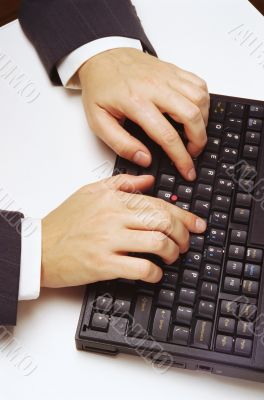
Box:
122;100;195;181
116;230;179;265
89;105;152;167
153;88;207;158
168;78;210;125
123;193;207;233
109;255;163;283
83;174;154;194
124;210;190;253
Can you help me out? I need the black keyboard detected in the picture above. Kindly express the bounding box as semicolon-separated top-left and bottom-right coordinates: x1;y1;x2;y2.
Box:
76;94;264;382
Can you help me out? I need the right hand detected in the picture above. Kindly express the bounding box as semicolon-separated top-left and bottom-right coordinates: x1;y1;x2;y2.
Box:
41;174;206;288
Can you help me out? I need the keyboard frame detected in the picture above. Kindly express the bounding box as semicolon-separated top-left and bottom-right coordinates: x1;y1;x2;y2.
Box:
75;94;264;383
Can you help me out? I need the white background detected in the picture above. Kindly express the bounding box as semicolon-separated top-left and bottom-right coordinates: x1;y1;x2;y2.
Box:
0;0;264;398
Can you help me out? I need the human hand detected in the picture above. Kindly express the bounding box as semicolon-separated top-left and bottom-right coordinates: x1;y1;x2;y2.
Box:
41;174;206;288
78;48;210;181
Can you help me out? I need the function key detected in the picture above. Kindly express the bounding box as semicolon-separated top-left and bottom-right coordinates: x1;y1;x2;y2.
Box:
228;245;245;260
178;287;196;306
210;100;226;122
203;263;221;282
207;121;223;137
175;305;193;326
225;118;243;133
177;185;193;201
238;303;257;321
220;147;238;163
242;280;259;297
226;260;243;277
215;334;233;353
227;103;245;118
152;308;171;341
243;145;259;160
247;118;262;132
206;137;221;153
237;320;254;338
172;325;190;345
159;174;176;190
200;281;218;300
249;105;264;118
245;131;261;145
157;289;175;308
190;234;205;252
246;248;263;263
210;211;228;229
234;338;252;357
235;193;252;208
192;320;212;349
161;271;179;289
231;230;247;244
223;132;240;148
221;300;237;317
244;264;261;280
90;313;109;331
224;276;240;294
233;208;250;224
218;317;235;334
197;300;215;319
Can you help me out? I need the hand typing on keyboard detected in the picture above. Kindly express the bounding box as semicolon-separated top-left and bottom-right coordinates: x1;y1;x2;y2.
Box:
78;48;209;181
41;174;206;288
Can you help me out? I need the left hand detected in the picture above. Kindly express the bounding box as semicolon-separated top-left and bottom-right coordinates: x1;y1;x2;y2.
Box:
78;48;210;181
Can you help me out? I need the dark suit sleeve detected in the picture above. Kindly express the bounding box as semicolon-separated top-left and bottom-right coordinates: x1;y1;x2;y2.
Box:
0;211;23;326
19;0;157;85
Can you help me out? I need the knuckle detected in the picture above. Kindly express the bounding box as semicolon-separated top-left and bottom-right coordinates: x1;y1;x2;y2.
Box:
198;79;208;91
193;89;208;105
138;259;153;280
185;105;201;123
154;232;168;251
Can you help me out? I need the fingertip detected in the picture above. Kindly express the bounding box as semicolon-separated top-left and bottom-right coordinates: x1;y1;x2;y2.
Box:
195;218;207;233
132;150;152;167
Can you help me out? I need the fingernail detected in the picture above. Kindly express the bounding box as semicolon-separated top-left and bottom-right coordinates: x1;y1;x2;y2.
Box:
133;151;151;167
188;168;196;181
196;218;207;231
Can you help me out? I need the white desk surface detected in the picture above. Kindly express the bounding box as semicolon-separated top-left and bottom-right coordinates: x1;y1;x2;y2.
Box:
0;0;264;398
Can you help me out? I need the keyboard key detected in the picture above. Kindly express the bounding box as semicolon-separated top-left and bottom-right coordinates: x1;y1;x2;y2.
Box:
244;264;261;280
226;260;243;277
210;211;228;229
131;295;153;336
113;299;131;316
249;105;264;118
152;308;171;341
215;335;233;353
161;271;178;289
214;179;233;196
225;117;243;133
201;281;218;300
178;287;196;306
224;276;240;294
223;132;240;148
243;145;259;160
231;230;247;244
237;321;254;338
238;179;254;194
235;193;252;208
185;251;202;270
233;208;250;224
227;103;245;118
206;228;226;246
192;200;210;218
109;316;128;336
199;168;216;185
190;234;204;252
176;201;190;211
159;174;176;189
204;246;223;264
194;183;213;201
197;300;215;319
91;313;109;331
192;320;212;349
238;304;257;321
210;101;226;122
239;164;257;180
218;317;235;334
248;118;262;132
220;147;238;163
157;289;175;308
157;190;172;202
242;280;259;297
177;185;193;201
217;163;235;179
234;338;252;357
203;263;221;282
246;248;263;263
182;270;199;288
206;137;221;153
221;300;237;317
245;131;261;145
207;121;223;137
95;295;113;313
175;305;193;326
200;152;218;168
172;326;190;345
212;195;231;212
228;245;245;260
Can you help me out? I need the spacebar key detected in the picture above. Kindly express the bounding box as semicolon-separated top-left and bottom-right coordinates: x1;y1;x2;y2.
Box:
191;320;212;349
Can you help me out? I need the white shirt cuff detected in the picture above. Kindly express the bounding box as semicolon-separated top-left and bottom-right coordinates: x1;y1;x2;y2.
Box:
57;36;143;89
18;218;42;301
